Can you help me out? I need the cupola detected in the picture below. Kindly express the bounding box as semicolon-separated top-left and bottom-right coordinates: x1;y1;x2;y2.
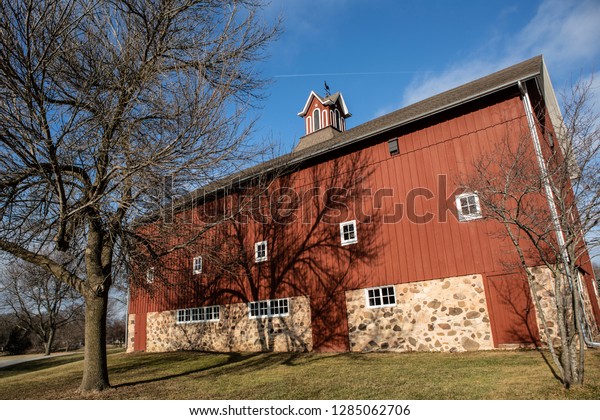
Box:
294;87;351;151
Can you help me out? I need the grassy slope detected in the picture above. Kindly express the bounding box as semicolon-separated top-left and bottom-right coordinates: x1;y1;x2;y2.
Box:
0;349;599;399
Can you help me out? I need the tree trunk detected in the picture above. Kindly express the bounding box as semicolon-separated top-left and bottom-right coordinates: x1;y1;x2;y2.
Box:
79;293;110;393
44;329;55;356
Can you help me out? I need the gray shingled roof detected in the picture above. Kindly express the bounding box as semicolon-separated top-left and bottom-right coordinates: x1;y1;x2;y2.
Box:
157;55;545;217
290;55;543;163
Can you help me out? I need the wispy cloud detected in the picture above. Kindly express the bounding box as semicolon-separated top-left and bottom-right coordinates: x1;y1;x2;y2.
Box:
397;0;600;111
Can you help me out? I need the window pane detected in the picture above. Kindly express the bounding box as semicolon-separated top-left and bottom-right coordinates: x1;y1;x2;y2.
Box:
193;257;202;273
280;299;289;315
259;301;268;316
368;288;381;307
270;299;280;314
191;308;199;321
344;224;355;240
381;287;396;305
206;307;214;320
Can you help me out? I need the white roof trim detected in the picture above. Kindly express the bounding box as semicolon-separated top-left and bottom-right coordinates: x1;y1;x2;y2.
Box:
298;91;322;117
297;91;351;117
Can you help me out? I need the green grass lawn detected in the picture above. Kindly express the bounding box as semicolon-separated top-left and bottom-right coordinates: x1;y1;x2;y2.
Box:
0;348;599;399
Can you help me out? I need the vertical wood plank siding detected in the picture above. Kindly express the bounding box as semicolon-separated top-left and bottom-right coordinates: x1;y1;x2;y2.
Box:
129;87;600;350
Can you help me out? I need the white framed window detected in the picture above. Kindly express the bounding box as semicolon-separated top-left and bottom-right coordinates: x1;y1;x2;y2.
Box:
306;116;312;134
366;286;396;308
146;267;155;284
313;108;320;131
456;192;482;221
334;109;341;129
193;256;203;274
249;298;290;319
255;240;268;262
340;220;358;246
176;305;220;324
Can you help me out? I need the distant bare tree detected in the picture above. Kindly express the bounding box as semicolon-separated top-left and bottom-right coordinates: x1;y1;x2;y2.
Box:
0;260;84;355
0;0;278;392
0;313;17;352
463;77;600;388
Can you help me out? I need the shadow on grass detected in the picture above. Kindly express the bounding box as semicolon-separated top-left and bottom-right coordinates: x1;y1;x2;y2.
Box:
0;353;85;379
112;351;361;389
113;352;259;389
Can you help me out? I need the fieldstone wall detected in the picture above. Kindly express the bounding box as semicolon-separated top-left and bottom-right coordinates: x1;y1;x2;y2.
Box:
530;266;600;345
529;267;559;345
345;274;494;352
144;296;312;353
126;313;135;353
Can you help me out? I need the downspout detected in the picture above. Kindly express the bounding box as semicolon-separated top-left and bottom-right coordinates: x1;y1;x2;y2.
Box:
518;80;600;348
125;286;130;351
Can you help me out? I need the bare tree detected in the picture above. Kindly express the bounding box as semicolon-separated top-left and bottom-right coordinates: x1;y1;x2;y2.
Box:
0;260;84;355
0;0;277;392
463;77;600;388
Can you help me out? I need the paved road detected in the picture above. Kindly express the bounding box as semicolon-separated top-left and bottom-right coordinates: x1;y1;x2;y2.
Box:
0;351;82;369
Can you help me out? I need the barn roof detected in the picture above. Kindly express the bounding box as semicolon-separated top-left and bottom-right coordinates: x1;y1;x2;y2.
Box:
149;55;548;219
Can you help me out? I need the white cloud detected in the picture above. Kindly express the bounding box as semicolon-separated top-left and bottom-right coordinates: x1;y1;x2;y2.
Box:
398;0;600;109
400;59;511;108
516;0;600;67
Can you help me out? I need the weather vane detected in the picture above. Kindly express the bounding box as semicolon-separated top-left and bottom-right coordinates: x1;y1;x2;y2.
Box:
324;80;331;97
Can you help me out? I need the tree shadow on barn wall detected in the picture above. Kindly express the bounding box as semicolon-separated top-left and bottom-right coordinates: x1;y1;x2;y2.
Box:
163;149;384;352
485;271;562;382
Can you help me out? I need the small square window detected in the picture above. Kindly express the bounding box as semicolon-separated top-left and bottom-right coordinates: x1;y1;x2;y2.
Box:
249;302;259;318
255;240;268;262
366;286;396;308
270;298;289;316
146;267;155;284
191;308;200;321
206;306;219;320
340;220;358;246
456;193;482;221
388;138;399;155
193;256;203;274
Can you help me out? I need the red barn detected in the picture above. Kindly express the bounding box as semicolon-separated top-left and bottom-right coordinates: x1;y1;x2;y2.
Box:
127;56;600;353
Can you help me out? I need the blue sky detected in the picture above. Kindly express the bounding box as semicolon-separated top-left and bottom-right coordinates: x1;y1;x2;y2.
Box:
251;0;600;152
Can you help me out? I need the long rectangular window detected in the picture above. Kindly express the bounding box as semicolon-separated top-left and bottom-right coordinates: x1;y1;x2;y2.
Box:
366;286;396;308
193;256;203;274
176;305;220;324
248;298;290;319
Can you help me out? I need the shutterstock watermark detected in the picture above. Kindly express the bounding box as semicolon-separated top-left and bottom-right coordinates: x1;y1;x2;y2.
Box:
158;174;463;225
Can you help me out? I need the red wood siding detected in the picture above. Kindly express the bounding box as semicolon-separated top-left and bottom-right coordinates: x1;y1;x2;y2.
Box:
133;313;147;351
129;87;600;349
484;273;540;346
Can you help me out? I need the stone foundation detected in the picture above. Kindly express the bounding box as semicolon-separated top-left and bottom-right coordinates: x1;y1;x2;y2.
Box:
144;296;312;353
530;266;600;345
345;274;494;352
126;313;135;353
